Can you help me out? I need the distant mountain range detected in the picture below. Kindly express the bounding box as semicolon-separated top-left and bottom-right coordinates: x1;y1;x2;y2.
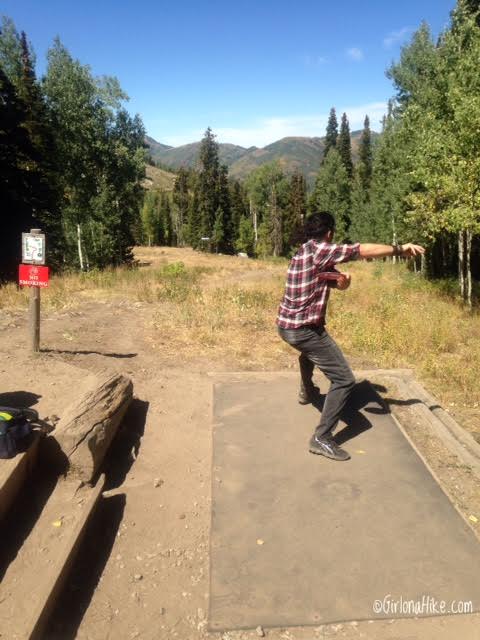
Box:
145;131;376;184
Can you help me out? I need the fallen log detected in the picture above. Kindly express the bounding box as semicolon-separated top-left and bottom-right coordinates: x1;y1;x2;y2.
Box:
53;372;133;482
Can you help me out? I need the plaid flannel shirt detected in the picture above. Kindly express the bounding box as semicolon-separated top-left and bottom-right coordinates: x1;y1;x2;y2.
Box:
276;239;360;329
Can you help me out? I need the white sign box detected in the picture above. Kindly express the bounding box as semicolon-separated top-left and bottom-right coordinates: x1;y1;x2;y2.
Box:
22;233;46;265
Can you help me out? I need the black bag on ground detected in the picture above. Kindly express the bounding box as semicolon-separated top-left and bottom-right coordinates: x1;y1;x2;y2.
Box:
0;406;35;459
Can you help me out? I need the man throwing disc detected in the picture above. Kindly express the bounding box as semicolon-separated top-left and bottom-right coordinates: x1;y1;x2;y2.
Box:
277;211;424;462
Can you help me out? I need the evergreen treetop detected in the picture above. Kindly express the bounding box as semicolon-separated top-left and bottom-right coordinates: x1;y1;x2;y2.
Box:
310;148;351;239
195;127;220;244
337;112;353;179
323;107;338;160
358;115;373;191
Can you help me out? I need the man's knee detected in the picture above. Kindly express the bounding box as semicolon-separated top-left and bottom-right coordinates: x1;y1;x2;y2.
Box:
338;370;356;390
346;375;356;389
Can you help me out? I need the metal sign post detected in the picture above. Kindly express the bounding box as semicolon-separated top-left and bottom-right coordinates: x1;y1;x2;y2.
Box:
19;229;47;353
31;278;40;352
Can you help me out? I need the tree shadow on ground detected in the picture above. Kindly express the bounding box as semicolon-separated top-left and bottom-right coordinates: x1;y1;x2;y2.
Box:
42;493;126;640
370;382;427;410
0;449;69;582
42;398;148;638
41;348;137;359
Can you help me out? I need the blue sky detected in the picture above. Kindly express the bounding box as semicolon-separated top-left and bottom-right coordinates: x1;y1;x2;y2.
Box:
3;0;455;148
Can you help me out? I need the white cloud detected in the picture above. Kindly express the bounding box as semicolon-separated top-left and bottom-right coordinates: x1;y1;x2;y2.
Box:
346;47;364;62
383;27;413;49
161;102;387;149
302;54;328;67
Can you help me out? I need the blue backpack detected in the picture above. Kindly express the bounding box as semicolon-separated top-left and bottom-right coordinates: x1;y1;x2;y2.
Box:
0;407;35;459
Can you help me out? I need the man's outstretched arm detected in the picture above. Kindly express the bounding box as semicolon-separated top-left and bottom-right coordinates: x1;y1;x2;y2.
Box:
359;243;425;259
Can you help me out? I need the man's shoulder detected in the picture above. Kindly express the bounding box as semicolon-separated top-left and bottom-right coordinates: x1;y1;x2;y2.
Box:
311;240;334;254
291;240;311;258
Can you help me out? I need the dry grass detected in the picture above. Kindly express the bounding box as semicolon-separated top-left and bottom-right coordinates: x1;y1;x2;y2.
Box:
1;247;478;432
136;247;289;369
329;262;480;414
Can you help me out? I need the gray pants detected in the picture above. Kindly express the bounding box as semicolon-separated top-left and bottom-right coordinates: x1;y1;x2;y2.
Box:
278;325;356;437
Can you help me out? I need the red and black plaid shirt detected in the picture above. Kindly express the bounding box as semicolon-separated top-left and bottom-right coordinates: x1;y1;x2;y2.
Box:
276;239;360;329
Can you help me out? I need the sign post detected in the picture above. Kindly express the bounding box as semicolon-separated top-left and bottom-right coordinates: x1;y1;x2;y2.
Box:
19;229;48;353
31;276;40;352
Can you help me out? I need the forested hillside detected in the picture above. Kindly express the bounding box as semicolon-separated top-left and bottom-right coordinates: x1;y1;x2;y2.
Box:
2;0;479;307
146;139;253;172
145;130;373;184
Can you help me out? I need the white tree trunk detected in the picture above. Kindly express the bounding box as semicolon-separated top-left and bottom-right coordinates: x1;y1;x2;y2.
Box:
466;229;472;309
458;230;465;301
77;223;84;271
391;214;397;265
250;199;258;246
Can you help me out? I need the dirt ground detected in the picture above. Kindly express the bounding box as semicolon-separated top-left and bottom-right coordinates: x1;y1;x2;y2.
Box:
0;248;479;640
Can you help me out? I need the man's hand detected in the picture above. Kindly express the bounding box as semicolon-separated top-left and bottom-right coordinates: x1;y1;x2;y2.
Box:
337;273;351;290
401;243;425;257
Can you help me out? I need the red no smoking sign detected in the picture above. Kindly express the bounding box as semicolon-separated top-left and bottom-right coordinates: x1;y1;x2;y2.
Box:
19;264;49;288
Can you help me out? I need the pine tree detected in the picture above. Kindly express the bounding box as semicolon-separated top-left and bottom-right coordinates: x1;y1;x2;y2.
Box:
349;167;371;242
172;168;190;246
187;179;200;249
235;217;255;256
141;191;160;246
323;107;338;161
196;127;220;249
350;151;374;243
159;192;173;245
463;0;480;24
310;149;351;239
0;22;63;271
0;63;39;279
0;16;27;86
337;113;353;179
17;31;62;266
216;164;233;252
229;179;248;245
358;115;373;192
212;207;225;253
284;172;307;253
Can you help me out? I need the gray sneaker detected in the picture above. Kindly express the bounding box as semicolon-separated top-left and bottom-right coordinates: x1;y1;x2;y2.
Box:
309;433;350;461
298;385;320;405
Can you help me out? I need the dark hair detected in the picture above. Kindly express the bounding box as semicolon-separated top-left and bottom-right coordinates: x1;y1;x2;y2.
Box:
303;211;336;241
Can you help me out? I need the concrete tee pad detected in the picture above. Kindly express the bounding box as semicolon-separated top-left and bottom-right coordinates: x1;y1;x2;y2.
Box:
209;373;480;631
